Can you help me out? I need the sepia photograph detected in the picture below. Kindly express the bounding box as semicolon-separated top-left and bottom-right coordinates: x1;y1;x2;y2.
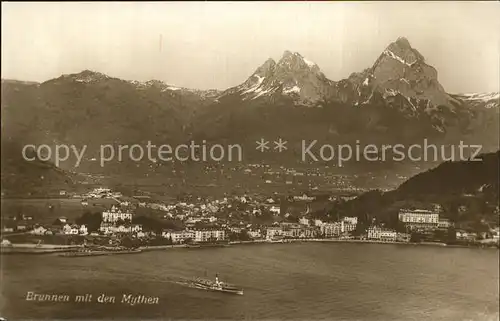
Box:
1;2;499;320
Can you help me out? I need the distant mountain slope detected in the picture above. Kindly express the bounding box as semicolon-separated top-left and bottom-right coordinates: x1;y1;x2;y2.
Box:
1;70;218;149
330;151;499;226
396;151;499;195
1;141;76;195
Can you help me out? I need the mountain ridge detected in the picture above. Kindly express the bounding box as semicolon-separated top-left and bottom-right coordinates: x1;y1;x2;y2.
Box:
1;36;498;173
3;36;497;108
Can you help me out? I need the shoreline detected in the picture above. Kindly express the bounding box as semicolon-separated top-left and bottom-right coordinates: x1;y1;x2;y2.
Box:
0;244;83;254
228;238;499;248
229;239;438;246
2;238;497;255
136;238;499;250
138;244;188;251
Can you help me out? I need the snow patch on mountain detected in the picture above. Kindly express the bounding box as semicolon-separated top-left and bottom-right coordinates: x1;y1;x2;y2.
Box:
383;49;415;67
460;92;499;101
403;96;417;112
127;79;220;101
251;88;272;100
242;75;265;94
432;124;445;133
69;71;109;84
453;92;500;109
303;57;316;68
254;75;265;84
283;85;301;94
361;91;374;105
384;88;399;97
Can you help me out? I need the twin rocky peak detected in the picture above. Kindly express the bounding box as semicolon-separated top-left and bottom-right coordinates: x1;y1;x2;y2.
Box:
224;37;452;109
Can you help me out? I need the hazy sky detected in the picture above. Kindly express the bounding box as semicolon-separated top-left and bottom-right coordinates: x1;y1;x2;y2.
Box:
2;2;499;93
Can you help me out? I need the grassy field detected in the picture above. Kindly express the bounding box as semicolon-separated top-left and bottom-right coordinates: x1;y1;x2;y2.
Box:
2;233;85;245
1;198;119;224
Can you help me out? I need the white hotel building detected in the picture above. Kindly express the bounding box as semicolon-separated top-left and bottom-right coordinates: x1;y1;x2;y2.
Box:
321;222;343;237
367;227;397;242
162;230;196;243
102;206;133;223
398;209;439;231
161;229;226;243
193;229;226;243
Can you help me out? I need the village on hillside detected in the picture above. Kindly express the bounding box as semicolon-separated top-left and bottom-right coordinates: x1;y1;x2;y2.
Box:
2;186;499;250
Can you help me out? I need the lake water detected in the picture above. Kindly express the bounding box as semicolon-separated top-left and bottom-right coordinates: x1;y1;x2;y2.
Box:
1;242;498;320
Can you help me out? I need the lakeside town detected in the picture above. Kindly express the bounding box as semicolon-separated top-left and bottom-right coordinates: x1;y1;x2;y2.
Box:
1;186;499;254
